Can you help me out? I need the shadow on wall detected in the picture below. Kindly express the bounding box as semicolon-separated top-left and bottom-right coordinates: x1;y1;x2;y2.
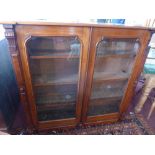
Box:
0;38;19;129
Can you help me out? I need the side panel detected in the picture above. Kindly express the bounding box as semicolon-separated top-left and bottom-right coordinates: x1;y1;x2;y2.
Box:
3;24;32;128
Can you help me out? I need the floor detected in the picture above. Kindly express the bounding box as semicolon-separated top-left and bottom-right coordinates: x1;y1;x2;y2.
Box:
30;114;153;135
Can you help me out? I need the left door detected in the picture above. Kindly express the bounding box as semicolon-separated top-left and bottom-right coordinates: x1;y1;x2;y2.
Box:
16;25;90;129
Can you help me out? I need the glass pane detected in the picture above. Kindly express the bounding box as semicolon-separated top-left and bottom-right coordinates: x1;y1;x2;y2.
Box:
26;36;81;121
88;38;140;116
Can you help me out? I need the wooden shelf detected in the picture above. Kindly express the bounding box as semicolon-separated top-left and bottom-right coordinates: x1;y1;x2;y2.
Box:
37;102;75;112
29;50;80;59
94;72;129;83
36;93;76;104
37;96;122;113
30;49;78;53
97;53;136;58
30;54;80;59
91;90;123;100
90;95;123;104
29;51;135;59
33;72;129;87
33;74;78;86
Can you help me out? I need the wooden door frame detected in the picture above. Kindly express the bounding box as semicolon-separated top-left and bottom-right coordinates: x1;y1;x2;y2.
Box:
15;25;90;129
82;27;151;124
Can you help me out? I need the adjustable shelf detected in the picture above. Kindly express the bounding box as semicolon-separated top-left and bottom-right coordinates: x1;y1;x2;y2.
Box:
90;96;123;105
94;72;129;83
30;52;135;59
33;74;78;86
36;92;76;104
91;89;124;102
32;72;129;87
97;52;136;58
30;54;79;59
37;102;75;112
29;50;80;59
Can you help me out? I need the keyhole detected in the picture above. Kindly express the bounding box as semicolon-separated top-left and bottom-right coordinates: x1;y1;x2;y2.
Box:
122;70;126;73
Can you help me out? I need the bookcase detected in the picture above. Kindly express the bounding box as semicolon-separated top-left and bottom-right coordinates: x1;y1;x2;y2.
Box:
3;22;154;131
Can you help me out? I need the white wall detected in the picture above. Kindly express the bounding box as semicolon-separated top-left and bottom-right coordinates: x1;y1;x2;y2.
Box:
0;0;154;23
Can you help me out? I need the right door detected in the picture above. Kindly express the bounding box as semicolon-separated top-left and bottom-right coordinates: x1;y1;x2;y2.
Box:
82;27;151;123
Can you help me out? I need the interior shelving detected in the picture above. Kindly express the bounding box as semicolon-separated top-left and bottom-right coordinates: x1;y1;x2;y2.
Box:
36;92;76;105
29;50;80;59
32;72;129;87
32;74;78;86
37;102;75;112
86;38;139;116
29;51;135;59
26;35;140;121
26;36;81;121
37;106;76;121
88;100;121;116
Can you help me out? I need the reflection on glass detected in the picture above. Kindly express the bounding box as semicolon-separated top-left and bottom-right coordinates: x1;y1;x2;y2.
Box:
88;38;140;116
26;36;81;121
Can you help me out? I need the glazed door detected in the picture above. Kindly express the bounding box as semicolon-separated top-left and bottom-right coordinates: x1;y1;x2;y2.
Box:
82;27;151;123
16;25;90;129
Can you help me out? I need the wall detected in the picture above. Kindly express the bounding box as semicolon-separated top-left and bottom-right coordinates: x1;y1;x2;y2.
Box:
0;35;19;129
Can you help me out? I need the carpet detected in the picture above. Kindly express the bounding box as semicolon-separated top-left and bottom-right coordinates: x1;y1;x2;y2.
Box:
34;114;153;135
